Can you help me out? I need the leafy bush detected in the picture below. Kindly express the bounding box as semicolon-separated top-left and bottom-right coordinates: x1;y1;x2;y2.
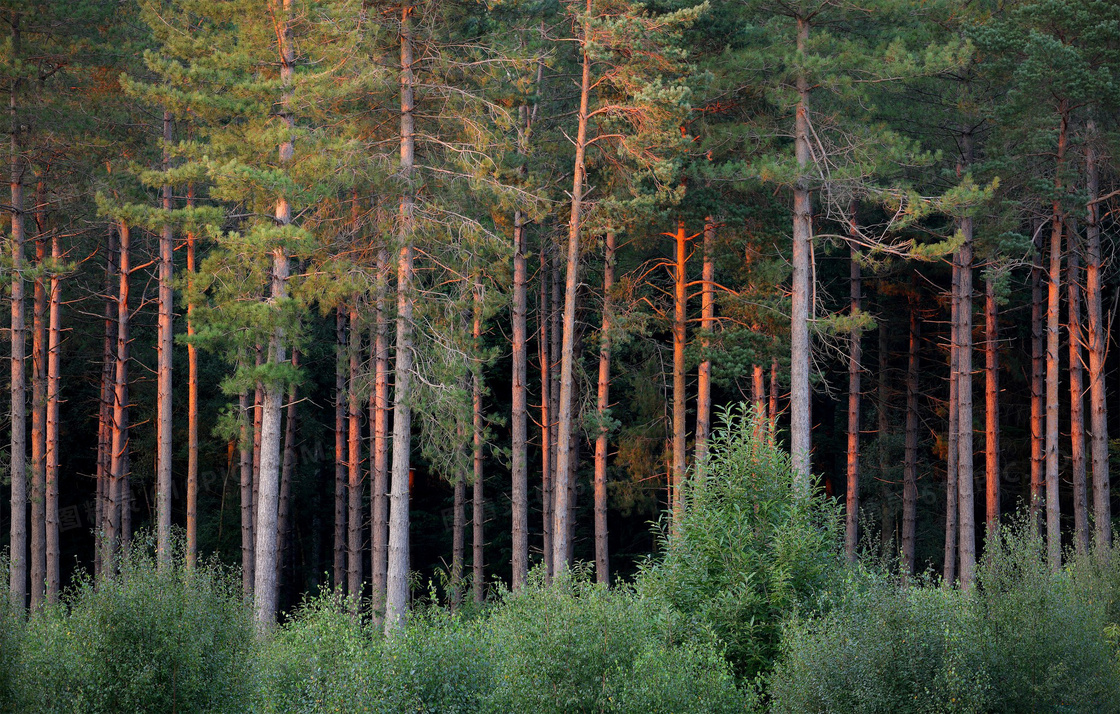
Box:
0;557;20;713
639;403;843;679
483;568;750;714
10;541;254;714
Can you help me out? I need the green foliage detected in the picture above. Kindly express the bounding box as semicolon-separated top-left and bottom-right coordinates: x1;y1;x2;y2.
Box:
6;539;254;714
639;403;843;680
769;519;1120;713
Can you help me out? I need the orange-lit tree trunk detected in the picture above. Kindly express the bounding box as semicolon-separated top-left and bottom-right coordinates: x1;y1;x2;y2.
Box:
8;9;26;609
370;247;390;613
593;232;615;584
472;283;485;603
45;211;60;603
695;220;714;472
552;1;592;571
333;309;347;590
1085;125;1111;552
1045;105;1068;571
386;4;416;632
105;221;131;578
984;275;999;537
903;298;920;575
549;248;562;566
186;186;199;568
671;220;688;526
1030;227;1044;529
347;307;363;602
845;239;861;563
539;247;553;578
156;109;174;569
30;208;45;607
768;357;778;443
510;209;529;589
1069;226;1088;555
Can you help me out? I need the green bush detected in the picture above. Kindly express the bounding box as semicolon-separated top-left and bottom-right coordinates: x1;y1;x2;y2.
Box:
639;403;843;679
483;568;750;714
10;541;254;714
0;557;21;713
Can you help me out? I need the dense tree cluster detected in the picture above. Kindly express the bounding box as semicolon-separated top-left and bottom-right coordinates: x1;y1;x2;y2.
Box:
3;0;1120;631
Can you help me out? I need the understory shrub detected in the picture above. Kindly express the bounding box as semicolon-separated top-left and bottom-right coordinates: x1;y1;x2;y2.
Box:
9;539;254;714
639;403;843;680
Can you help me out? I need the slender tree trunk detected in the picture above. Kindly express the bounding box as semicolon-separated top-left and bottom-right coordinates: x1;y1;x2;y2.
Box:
672;220;688;526
157;109;174;568
549;246;562;564
1069;225;1088;555
334;310;347;590
984;275;1000;537
386;4;416;632
1030;226;1045;529
696;220;714;472
1045;106;1068;572
472;283;485;603
45;215;60;602
30;216;44;607
846;238;861;562
511;213;528;588
94;230;117;580
254;0;294;627
769;357;778;443
878;317;893;558
239;387;254;597
276;355;298;602
7;9;26;610
552;2;592;571
1085;123;1111;552
903;299;920;575
105;222;131;578
186;186;199;568
452;472;465;608
593;232;615;584
957;227;976;588
370;248;390;613
539;247;553;578
790;17;813;490
347;308;363;603
944;257;959;585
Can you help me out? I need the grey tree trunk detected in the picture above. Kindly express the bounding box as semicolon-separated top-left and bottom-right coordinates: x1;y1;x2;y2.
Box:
473;285;485;603
1069;225;1088;555
8;9;26;610
334;310;347;590
347;308;363;602
903;298;919;575
240;387;254;596
944;257;959;586
957;232;976;589
1085;124;1111;552
510;213;528;588
157;110;174;569
790;17;813;490
370;248;390;614
1045;107;1068;571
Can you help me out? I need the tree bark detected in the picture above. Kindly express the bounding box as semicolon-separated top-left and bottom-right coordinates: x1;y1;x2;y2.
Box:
552;1;592;572
1045;106;1067;572
769;357;779;444
347;307;363;603
957;230;976;588
105;222;131;578
878;315;893;558
790;17;813;490
944;256;959;586
1085;123;1111;553
452;472;464;608
94;230;117;580
672;220;688;527
7;8;26;610
334;310;347;590
30;206;44;608
511;212;528;588
45;211;60;603
239;387;254;597
276;355;298;604
370;248;390;613
1069;224;1088;555
594;232;615;584
696;220;715;471
157;109;174;569
903;298;919;575
472;283;485;603
539;246;553;578
186;186;199;568
984;275;999;537
846;239;861;563
386;4;416;632
1030;225;1044;529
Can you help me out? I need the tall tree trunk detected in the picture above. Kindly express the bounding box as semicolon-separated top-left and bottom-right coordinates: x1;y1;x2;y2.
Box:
672;220;688;526
539;246;553;578
1030;226;1045;529
695;220;714;471
552;2;592;571
984;275;999;537
549;246;562;566
472;283;485;603
878;316;893;559
94;230;117;580
846;239;861;563
157;109;174;568
944;257;959;585
334;310;347;590
105;222;131;578
30;212;44;608
347;308;363;602
593;232;615;584
903;298;920;575
1045;105;1068;572
254;0;293;628
1085;122;1111;552
790;17;813;490
45;213;60;602
385;4;416;632
276;355;298;604
370;248;390;613
452;471;465;608
1069;225;1088;555
186;186;199;568
510;211;529;588
957;229;976;588
7;9;26;609
239;387;254;597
